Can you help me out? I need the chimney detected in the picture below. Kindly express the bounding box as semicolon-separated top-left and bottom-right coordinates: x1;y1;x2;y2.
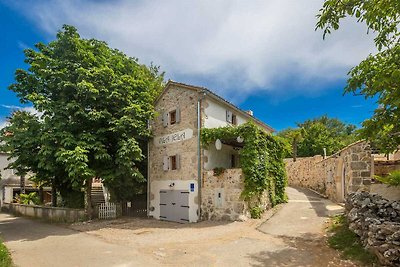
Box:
246;110;253;116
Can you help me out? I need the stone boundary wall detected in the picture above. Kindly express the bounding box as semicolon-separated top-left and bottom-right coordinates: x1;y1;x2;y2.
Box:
374;159;400;177
346;192;400;266
285;141;372;202
2;203;85;223
201;168;270;221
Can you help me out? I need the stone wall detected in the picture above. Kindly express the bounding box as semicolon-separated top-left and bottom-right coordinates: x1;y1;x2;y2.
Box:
346;192;400;266
201;168;270;221
285;141;373;202
284;155;325;193
374;160;400;177
2;203;85;223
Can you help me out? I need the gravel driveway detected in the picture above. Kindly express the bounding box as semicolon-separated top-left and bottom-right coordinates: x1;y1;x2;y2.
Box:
1;187;359;266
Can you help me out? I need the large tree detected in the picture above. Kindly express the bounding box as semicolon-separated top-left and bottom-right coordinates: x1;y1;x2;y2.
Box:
316;0;400;154
0;25;164;217
279;116;357;158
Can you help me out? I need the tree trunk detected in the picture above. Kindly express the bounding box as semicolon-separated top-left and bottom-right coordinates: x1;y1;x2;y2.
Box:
85;177;93;220
39;186;44;204
51;180;57;207
292;140;297;162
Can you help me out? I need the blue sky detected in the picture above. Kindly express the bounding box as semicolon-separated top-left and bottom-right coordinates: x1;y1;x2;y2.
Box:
0;0;377;131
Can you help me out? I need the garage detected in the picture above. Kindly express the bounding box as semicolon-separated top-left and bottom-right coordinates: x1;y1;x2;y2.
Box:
159;190;190;223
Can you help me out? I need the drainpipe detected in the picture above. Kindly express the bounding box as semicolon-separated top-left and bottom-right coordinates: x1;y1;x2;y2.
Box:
197;91;206;221
147;120;151;217
197;99;202;221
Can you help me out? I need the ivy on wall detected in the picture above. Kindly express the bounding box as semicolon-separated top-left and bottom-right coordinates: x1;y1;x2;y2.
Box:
201;121;288;217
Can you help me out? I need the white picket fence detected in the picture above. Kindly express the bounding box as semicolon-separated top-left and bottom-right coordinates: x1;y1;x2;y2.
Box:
98;202;117;219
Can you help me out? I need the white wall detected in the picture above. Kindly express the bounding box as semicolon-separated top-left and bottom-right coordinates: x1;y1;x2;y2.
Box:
0;154;15;180
4;187;13;203
204;98;247;129
204;144;240;170
149;180;199;223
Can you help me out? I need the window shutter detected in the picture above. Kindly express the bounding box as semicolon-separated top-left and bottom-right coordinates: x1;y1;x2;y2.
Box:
162;112;168;127
176;154;181;170
226;110;233;123
175;107;181;123
163;156;169;171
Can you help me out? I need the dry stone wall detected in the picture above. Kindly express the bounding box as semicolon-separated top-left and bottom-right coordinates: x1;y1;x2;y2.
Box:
346;192;400;266
285;141;373;202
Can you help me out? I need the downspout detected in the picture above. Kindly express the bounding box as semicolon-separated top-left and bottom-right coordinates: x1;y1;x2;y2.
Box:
197;91;206;221
197;99;202;221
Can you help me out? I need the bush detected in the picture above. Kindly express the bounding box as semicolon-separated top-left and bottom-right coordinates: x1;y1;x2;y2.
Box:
250;206;264;219
17;192;40;205
375;170;400;187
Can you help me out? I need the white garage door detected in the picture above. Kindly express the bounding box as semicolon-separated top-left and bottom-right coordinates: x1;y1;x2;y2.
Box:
159;190;190;223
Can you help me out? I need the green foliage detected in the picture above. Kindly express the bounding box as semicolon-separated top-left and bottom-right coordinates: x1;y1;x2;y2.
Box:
316;1;400;154
279;116;358;157
59;187;84;209
0;25;164;210
328;214;378;265
213;167;226;176
375;170;400;187
0;239;12;267
249;206;263;219
18;192;40;205
201;121;288;210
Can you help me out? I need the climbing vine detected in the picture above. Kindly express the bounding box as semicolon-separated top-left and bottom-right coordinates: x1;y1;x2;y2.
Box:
201;121;288;217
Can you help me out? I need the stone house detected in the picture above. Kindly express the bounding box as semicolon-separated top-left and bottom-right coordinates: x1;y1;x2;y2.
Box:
0;153;52;206
148;81;274;223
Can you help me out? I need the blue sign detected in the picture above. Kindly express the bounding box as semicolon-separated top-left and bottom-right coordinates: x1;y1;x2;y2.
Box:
190;183;195;192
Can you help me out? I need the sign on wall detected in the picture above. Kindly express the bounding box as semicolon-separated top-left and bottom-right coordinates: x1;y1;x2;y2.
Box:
154;129;193;146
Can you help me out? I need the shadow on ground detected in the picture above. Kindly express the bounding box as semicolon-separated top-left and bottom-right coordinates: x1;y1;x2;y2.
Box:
248;233;359;267
69;216;233;232
0;213;77;242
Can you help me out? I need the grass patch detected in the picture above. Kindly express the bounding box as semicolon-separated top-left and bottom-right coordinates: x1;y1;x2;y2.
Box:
0;239;13;267
328;214;378;266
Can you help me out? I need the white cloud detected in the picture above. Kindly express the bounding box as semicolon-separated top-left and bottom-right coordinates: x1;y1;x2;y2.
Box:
0;120;9;130
6;0;376;99
1;104;42;117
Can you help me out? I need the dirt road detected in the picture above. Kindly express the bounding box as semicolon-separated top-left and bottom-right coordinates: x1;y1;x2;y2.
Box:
1;187;359;266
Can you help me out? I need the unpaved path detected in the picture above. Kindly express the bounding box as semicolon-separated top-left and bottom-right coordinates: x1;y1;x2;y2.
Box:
1;187;361;266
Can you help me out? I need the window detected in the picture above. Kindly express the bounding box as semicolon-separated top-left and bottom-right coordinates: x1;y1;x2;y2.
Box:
232;114;237;125
163;154;180;171
226;110;237;125
231;154;236;168
170;155;177;170
170;110;177;125
162;108;180;127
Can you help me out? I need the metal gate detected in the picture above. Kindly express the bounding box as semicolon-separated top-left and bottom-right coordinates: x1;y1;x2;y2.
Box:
121;194;147;217
159;190;190;223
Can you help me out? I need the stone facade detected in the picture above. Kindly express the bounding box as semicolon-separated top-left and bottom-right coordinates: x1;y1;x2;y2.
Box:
346;192;400;267
201;168;270;221
148;83;200;222
148;81;274;222
285;141;373;202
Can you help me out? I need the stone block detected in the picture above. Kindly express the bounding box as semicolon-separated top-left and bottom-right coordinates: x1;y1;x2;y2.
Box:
351;161;367;170
361;171;371;178
352;178;362;185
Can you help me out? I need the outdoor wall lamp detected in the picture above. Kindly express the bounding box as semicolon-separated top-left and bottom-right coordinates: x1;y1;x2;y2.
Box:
215;139;222;150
